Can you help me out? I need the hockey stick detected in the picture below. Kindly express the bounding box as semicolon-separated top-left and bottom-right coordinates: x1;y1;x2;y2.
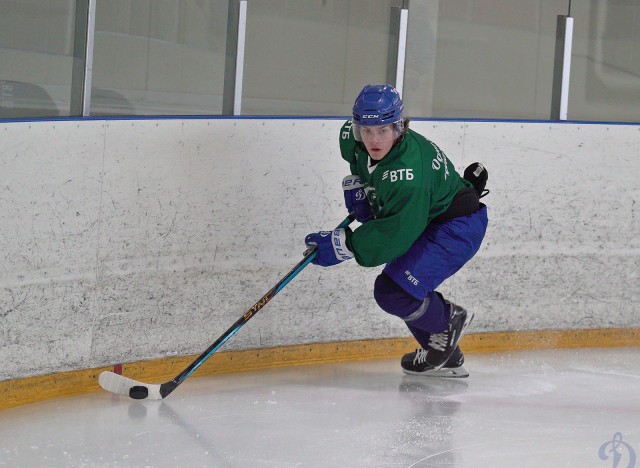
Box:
99;214;355;400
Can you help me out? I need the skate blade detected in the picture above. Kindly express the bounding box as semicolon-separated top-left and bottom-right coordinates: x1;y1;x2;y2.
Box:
402;365;469;378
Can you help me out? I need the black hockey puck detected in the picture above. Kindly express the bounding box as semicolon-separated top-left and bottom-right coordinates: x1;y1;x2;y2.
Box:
129;385;149;400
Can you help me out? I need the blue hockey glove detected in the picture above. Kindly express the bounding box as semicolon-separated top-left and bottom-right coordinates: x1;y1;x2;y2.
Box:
305;229;354;267
342;175;373;223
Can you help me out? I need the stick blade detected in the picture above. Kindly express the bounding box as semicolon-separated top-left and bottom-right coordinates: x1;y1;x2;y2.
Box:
98;371;163;401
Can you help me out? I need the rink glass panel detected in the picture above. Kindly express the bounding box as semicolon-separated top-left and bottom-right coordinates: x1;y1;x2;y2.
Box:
0;0;638;122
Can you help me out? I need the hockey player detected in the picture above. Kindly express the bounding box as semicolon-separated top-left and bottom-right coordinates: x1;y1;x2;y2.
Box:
305;84;488;377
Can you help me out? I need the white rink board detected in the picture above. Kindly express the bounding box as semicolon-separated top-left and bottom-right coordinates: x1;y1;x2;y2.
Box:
1;118;638;380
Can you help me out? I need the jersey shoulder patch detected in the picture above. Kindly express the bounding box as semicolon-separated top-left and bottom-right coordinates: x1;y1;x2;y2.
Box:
339;120;357;165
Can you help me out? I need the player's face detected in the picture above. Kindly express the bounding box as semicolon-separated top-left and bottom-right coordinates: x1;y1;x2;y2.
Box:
359;124;397;160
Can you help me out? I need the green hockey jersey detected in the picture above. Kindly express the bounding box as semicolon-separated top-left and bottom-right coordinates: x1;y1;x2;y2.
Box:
339;119;471;267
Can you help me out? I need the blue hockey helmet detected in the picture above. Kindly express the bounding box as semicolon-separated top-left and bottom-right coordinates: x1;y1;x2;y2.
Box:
352;84;404;141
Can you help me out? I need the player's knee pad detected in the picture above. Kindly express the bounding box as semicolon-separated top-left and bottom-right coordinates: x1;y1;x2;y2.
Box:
374;273;448;333
374;273;422;317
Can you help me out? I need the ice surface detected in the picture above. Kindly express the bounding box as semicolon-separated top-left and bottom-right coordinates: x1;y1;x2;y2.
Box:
1;347;639;467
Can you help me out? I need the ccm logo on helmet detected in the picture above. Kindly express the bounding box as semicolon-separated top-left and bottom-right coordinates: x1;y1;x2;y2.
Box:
362;114;380;119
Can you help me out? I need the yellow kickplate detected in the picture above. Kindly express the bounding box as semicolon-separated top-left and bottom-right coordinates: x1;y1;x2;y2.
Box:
2;328;639;411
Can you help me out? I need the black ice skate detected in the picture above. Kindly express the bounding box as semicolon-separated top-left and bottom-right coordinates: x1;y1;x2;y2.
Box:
401;346;469;378
401;301;474;377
